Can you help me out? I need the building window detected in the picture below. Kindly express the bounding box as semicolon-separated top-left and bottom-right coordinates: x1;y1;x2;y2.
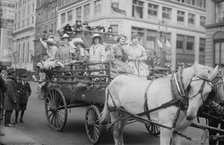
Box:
215;2;224;23
32;16;34;23
110;24;118;33
67;10;73;21
22;43;25;63
32;3;35;12
199;38;205;52
84;4;90;21
27;5;31;15
76;7;82;20
132;0;144;18
162;7;172;19
186;36;194;51
188;13;195;24
22;20;25;27
61;13;66;24
176;34;185;50
27;42;30;62
148;3;158;18
214;42;224;65
200;16;206;27
27;18;29;26
177;10;185;22
195;0;206;9
94;0;102;15
23;9;25;17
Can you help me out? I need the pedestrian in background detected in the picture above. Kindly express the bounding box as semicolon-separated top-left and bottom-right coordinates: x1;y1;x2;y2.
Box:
0;66;6;121
14;74;31;124
4;68;18;127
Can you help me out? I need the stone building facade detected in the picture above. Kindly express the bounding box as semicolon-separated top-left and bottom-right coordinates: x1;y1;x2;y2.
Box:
57;0;207;68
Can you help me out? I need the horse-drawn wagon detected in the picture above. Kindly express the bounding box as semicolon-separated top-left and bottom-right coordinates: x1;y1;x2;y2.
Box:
39;30;224;145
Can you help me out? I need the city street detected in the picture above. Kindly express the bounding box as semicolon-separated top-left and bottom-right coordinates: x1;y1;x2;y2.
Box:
1;82;209;145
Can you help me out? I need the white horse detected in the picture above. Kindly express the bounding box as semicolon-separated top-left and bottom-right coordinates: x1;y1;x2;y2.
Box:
101;64;220;145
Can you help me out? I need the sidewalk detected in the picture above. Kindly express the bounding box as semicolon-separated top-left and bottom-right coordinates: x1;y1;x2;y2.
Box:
0;122;41;145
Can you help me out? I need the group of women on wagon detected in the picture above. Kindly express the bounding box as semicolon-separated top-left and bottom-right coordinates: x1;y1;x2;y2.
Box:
37;32;150;79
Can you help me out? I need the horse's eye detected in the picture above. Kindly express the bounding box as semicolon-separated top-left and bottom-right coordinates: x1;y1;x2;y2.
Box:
208;70;211;73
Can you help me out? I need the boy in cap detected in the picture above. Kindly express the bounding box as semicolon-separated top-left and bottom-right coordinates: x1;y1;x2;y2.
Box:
14;74;31;123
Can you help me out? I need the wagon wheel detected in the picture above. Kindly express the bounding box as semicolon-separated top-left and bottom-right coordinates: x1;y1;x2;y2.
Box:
85;105;102;144
45;87;68;131
145;123;160;136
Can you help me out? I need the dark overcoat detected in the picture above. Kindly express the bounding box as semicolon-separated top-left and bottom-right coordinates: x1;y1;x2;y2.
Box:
0;76;6;108
4;76;18;110
18;81;31;104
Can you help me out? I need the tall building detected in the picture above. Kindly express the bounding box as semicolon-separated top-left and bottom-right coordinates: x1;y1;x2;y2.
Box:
205;0;224;68
57;0;206;68
0;0;16;67
33;0;58;69
12;0;36;71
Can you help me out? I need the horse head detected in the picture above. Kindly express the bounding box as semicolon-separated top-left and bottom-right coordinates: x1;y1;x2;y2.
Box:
184;65;219;121
210;69;224;103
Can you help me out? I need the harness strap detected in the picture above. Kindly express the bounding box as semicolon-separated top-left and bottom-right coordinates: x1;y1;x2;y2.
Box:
107;89;117;112
144;81;154;120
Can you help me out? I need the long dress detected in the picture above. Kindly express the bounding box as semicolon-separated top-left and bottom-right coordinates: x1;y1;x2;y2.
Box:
126;44;149;79
88;44;106;76
110;44;133;78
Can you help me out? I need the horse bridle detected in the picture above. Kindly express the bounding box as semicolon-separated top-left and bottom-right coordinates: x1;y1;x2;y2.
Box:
187;76;213;104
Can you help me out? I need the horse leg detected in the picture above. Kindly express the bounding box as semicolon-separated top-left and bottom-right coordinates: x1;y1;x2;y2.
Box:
119;119;126;145
160;126;173;145
110;112;121;145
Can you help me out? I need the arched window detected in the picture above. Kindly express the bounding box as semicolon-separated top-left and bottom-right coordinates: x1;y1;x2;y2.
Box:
213;31;224;66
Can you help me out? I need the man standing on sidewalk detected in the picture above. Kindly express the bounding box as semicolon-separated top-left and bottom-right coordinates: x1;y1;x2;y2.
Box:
0;66;6;136
4;68;18;127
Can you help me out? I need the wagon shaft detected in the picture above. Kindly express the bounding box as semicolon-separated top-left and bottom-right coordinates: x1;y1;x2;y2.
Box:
191;123;224;134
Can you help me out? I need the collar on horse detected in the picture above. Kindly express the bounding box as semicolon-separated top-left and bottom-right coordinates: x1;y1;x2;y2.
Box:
170;69;189;110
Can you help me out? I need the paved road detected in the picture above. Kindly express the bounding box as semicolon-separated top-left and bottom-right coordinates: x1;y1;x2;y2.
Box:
11;82;208;145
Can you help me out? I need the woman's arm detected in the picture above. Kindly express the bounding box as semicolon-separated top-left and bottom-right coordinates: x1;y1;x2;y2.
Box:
40;38;48;49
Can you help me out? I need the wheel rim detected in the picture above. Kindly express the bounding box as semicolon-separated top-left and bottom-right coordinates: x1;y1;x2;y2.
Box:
45;87;68;131
145;123;160;136
85;105;102;144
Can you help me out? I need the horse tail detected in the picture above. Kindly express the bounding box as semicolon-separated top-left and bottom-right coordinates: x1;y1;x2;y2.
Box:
101;87;110;122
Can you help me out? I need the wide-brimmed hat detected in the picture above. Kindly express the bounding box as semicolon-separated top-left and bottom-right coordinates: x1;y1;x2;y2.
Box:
72;38;86;48
7;68;15;75
92;33;102;44
62;33;69;39
46;38;56;45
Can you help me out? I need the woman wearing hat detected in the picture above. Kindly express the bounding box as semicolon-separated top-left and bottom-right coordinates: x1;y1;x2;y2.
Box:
89;33;106;62
126;33;149;79
69;37;88;61
110;34;133;78
58;33;73;65
39;37;64;69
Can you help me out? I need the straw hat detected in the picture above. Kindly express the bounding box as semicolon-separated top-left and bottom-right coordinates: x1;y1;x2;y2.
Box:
62;33;69;39
92;33;102;44
72;38;86;48
46;38;56;45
